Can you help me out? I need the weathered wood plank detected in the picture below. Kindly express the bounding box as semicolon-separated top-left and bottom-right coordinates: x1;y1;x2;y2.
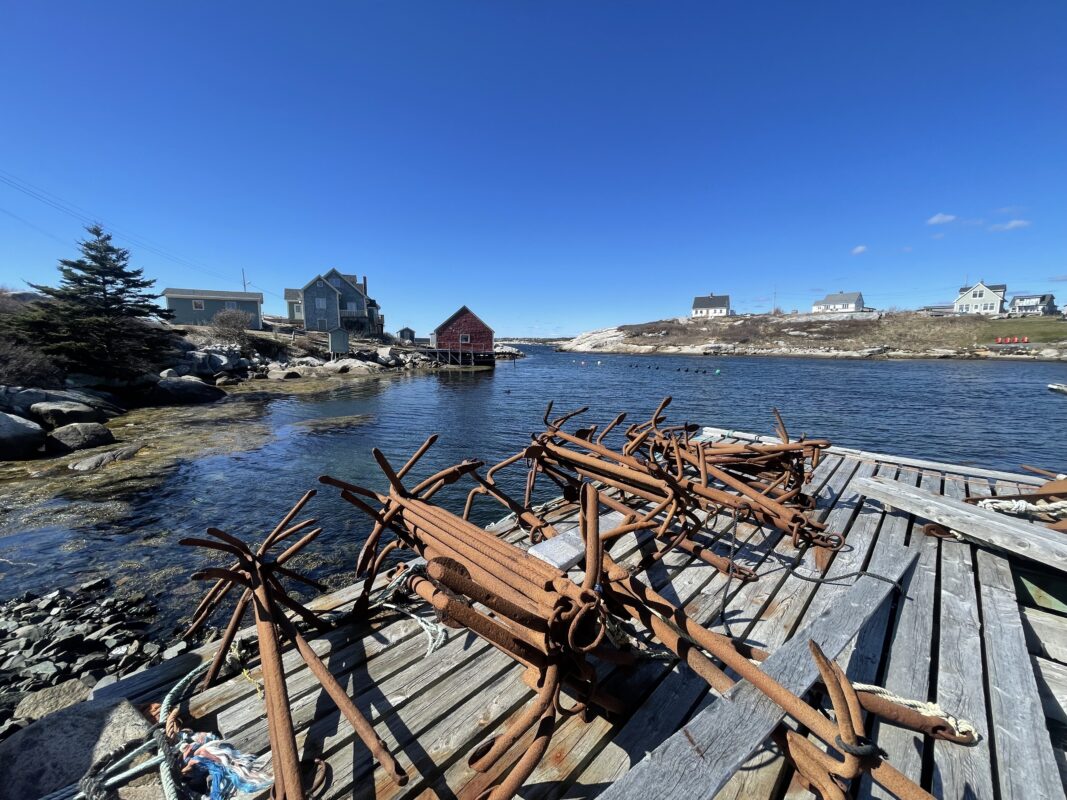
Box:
929;478;993;799
599;550;918;800
714;460;878;800
976;549;1066;800
858;471;942;800
854;474;1067;573
780;463;912;799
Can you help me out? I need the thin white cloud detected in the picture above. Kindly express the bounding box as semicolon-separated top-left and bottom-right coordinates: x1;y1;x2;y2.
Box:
927;213;956;225
1051;275;1067;282
851;245;867;255
930;232;945;240
989;219;1031;232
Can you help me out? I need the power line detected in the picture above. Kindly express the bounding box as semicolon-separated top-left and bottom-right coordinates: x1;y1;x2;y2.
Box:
0;169;235;286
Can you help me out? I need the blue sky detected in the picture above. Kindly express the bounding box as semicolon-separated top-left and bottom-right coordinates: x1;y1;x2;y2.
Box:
1;2;1064;337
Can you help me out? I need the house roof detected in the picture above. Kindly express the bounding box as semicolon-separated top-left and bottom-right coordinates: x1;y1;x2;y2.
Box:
284;288;301;301
1011;294;1054;303
814;292;862;306
301;275;340;294
162;288;263;302
433;305;494;334
958;282;1007;294
691;294;730;309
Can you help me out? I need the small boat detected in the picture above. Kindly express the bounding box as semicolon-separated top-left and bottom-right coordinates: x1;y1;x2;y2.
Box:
1050;383;1067;395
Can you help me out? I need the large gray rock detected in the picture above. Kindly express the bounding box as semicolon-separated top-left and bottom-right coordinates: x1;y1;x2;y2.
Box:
0;412;45;459
13;677;91;721
0;387;124;418
148;377;226;405
46;422;116;453
0;697;151;800
30;400;106;428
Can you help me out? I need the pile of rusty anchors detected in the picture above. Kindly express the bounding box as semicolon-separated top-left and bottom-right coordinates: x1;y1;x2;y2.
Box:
625;396;828;512
322;442;973;800
321;450;647;800
539;399;840;553
181;497;408;800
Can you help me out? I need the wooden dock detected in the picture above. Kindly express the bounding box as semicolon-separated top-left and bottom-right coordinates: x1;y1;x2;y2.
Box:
91;429;1067;799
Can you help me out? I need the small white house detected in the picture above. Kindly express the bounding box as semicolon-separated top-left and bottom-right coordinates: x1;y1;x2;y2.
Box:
1009;294;1057;316
953;281;1007;315
691;294;730;317
812;291;864;314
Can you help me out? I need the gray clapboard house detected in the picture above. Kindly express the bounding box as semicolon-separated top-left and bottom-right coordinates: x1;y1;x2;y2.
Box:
161;288;263;329
284;269;384;335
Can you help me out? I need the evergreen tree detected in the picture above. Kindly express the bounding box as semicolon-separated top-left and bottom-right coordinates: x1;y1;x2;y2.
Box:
3;225;177;379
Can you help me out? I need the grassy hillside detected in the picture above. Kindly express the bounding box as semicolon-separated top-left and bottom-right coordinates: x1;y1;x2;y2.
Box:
618;312;1067;351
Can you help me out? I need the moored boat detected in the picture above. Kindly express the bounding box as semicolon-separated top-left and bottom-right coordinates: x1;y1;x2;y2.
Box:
1049;383;1067;395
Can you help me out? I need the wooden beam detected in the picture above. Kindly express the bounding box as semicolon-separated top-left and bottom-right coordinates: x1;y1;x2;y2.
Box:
853;474;1067;573
599;550;918;800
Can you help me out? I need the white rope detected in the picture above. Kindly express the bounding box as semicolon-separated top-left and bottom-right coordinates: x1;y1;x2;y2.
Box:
368;562;446;656
853;682;980;742
977;497;1067;519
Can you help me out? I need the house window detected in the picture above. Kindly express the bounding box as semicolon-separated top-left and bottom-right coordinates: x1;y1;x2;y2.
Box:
192;299;205;311
293;303;301;313
315;297;327;309
459;334;471;344
960;304;969;312
316;280;324;287
225;301;237;310
330;277;341;287
973;290;984;299
346;301;360;312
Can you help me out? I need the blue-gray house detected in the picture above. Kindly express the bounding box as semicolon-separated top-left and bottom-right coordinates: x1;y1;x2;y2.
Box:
162;288;264;329
284;269;385;335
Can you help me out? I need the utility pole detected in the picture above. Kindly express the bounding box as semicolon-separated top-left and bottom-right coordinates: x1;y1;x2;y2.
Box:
241;268;248;292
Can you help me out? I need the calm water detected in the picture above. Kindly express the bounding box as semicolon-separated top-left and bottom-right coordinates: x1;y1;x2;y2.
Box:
2;346;1065;631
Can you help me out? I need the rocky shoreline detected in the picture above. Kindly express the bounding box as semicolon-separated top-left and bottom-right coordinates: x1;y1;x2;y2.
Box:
558;326;1067;361
0;338;480;463
0;577;186;742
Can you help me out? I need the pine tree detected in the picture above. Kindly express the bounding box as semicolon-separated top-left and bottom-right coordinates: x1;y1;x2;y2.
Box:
3;225;178;380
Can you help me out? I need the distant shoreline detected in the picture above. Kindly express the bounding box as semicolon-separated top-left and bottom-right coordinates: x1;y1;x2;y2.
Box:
554;345;1067;363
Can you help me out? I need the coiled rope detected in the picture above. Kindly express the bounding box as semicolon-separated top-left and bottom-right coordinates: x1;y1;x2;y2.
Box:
41;654;271;800
977;497;1067;520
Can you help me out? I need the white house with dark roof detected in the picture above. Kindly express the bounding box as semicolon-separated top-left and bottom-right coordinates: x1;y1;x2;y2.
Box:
283;269;384;335
812;291;864;314
691;294;730;317
953;281;1007;315
1009;293;1057;316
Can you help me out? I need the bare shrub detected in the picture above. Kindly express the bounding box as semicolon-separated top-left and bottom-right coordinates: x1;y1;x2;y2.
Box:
210;309;253;352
